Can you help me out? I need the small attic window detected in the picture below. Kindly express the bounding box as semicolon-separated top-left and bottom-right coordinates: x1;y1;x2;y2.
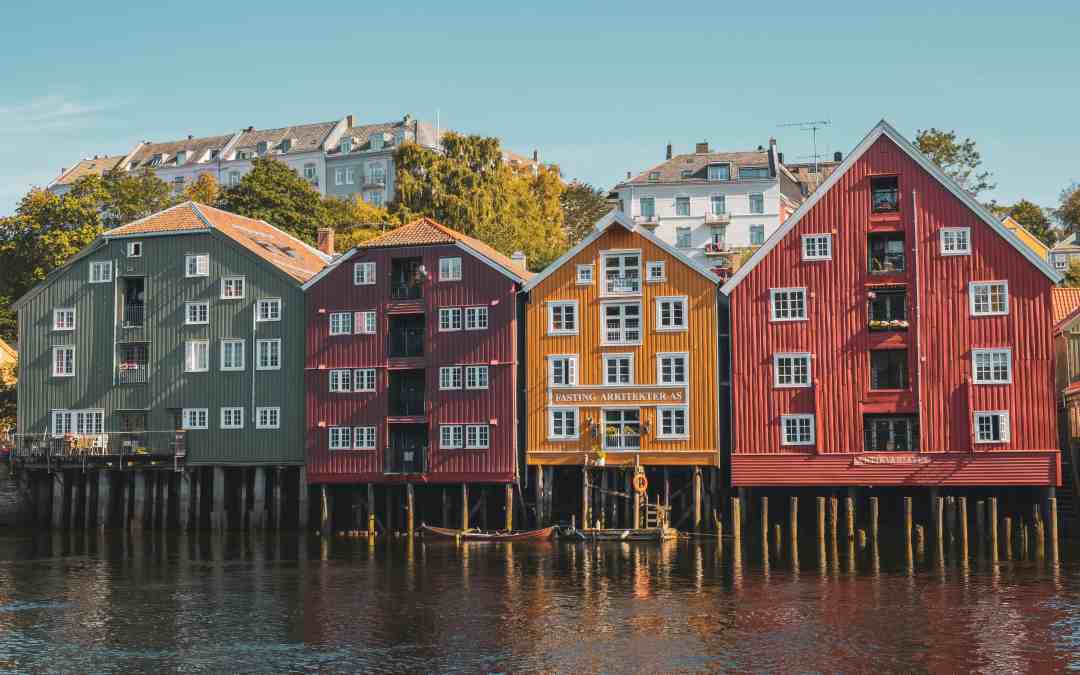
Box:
680;169;692;179
256;141;268;155
340;137;353;153
280;139;292;153
149;154;163;167
210;149;220;160
236;150;251;160
648;171;660;182
175;151;186;164
371;134;384;151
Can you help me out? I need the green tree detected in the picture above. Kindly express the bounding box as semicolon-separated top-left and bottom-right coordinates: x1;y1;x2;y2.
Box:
101;168;176;227
560;181;611;246
183;172;221;205
1064;259;1080;288
216;157;327;242
321;195;396;250
1002;199;1057;247
1058;183;1080;237
915;128;995;197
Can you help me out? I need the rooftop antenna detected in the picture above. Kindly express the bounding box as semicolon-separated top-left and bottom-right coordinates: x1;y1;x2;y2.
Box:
779;120;830;173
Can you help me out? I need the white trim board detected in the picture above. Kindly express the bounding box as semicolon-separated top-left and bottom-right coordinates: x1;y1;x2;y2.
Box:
720;120;1062;295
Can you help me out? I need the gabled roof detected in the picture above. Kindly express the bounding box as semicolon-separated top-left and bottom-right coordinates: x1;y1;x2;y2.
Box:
1053;287;1080;332
126;133;235;171
722;120;1063;294
104;202;329;282
616;149;772;187
1051;232;1080;253
1001;215;1049;260
521;210;721;293
302;217;531;290
49;154;126;188
231;121;338;157
331;118;439;154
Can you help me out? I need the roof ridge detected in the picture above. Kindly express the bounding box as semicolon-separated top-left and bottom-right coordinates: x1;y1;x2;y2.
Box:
104;201;205;236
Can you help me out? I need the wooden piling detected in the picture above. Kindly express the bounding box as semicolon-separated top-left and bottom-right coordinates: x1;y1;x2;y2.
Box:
789;496;799;564
828;496;838;545
959;497;969;563
581;469;589;530
975;500;986;555
178;471;191;530
987;496;998;563
97;471;111;528
631;471;641;529
534;467;545;526
212;466;225;531
816;496;826;548
273;468;284;530
461;484;469;531
845;496;855;542
773;523;782;555
760;495;769;546
1003;516;1013;560
133;471;147;531
406;483;415;537
904;496;913;550
1022;520;1030;560
1033;504;1045;560
51;471;66;529
857;529;867;548
870;496;879;542
693;467;702;531
504;483;514;532
84;473;94;530
252;467;266;529
366;483;375;532
297;466;309;530
945;496;957;548
935;496;945;565
319;485;331;535
1049;496;1059;565
915;524;925;558
731;496;742;556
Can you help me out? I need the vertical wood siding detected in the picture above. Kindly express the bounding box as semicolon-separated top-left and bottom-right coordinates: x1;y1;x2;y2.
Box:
729;135;1058;486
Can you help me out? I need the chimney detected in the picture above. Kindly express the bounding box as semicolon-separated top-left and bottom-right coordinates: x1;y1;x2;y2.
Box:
403;113;412;125
59;167;66;175
532;149;539;162
833;151;843;162
188;134;193;140
769;137;777;147
511;251;528;273
778;152;784;164
246;126;254;132
666;143;672;160
626;171;631;179
346;114;355;128
695;141;709;154
316;227;335;256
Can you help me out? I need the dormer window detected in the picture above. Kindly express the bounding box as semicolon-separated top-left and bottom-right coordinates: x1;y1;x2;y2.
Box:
340;137;353;154
210;149;220;160
648;171;660;182
256;141;268;155
175;151;187;165
371;134;384;151
707;164;730;181
870;176;900;212
680;169;692;179
236;150;251;161
149;153;163;167
739;166;770;179
280;138;292;153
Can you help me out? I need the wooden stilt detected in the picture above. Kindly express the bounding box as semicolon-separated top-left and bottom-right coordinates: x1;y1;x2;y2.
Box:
599;470;608;529
318;485;330;534
273;468;284;530
946;496;957;548
505;483;514;532
773;523;782;556
406;483;415;537
84;473;94;530
178;471;191;531
789;495;799;568
542;467;553;527
298;466;309;530
731;496;742;559
845;496;855;542
133;471;147;531
988;496;998;564
212;466;225;531
1033;504;1045;560
581;469;589;529
857;529;867;548
959;497;969;563
192;469;201;530
905;496;914;571
1003;516;1013;560
915;524;925;558
935;496;945;565
976;500;986;556
1022;520;1030;559
461;484;469;531
366;483;375;532
238;469;249;531
1049;496;1059;565
252;467;266;529
51;471;66;529
97;471;111;528
817;496;827;570
631;471;641;529
693;467;702;531
760;495;769;547
869;496;879;542
442;488;451;527
663;467;671;512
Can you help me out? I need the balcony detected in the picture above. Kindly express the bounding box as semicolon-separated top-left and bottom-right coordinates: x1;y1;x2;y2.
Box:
389;371;425;418
868;289;908;331
604;273;641;295
389;316;424;359
634;214;659;229
703;241;732;257
117;344;149;385
122;303;145;328
12;431;186;465
705;211;731;225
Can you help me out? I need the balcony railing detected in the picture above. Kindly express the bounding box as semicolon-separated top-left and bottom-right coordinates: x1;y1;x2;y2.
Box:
389;394;425;417
634;214;658;228
705;211;731;224
604;274;641;295
390;284;422;300
604;432;641;451
122;304;145;328
12;431;186;463
388;328;424;358
703;241;731;256
384;445;427;474
118;362;149;384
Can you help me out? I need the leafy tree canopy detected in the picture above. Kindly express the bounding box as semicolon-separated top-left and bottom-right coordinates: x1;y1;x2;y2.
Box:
1002;199;1057;247
216;157;328;242
321;195;397;251
1064;259;1080;288
183;172;221;205
1058;183;1080;237
561;181;612;246
915;128;995;197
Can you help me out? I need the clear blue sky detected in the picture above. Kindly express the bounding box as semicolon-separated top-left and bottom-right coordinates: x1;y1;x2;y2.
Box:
2;1;1078;215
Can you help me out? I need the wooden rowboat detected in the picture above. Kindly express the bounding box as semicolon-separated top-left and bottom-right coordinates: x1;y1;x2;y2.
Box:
421;524;556;541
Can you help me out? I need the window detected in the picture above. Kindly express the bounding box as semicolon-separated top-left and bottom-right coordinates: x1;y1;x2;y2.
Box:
602;252;641;294
356;310;376;335
770;288;807;321
464;307;489;331
440;365;463;390
603;354;633;384
185;340;209;372
440;425;464;449
870;350;908;390
740;166;770;180
354;262;376;285
303;164;317;181
868;233;906;275
89;261;112;283
256;406;280;429
748;193;765;213
228;172;240;186
354;426;376;449
940;228;971;256
774;353;811;388
548;301;578;335
329;427;352;450
864;414;918;451
602;302;642;345
639;197;655;219
676;227;692;248
658;406;688;439
658;353;688;385
646;261;665;282
221;276;245;299
708;164;730;181
439;257;462;281
53;308;75;331
334;168;345;186
709;226;726;248
329;312;353;335
465;365;489;389
576;264;594;285
256;339;281;370
220;339;245;371
970;281;1009;316
549;355;577;386
711;195;726;215
257;298;281;322
345;167;356;184
182;408;209;430
329;369;352;392
52;346;75;377
354;368;377;392
603;409;641;450
221;407;244;429
438;308;462;332
680;169;692;179
675;197;690;216
185;302;209;325
870;176;899;212
127;241;142;258
340;138;353;153
802;234;832;261
51;409;104;436
1053;254;1068;271
366;191;384;207
51;410;73;436
750;225;765;245
371;134;385;150
869;290;907;329
656;296;687;331
973;348;1011;384
781;415;815;446
975;411;1010;443
648;171;660;182
549;407;579;440
465;424;490;449
185;254;209;277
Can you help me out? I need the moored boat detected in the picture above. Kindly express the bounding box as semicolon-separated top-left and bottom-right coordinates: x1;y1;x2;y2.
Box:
421;524;556;541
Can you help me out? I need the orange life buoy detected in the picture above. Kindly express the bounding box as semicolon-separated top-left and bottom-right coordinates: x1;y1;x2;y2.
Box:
632;472;648;495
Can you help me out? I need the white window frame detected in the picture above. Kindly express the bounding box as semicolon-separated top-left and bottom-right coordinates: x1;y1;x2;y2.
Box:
334;167;346;186
353;262;376;285
576;264;594;285
185;339;210;373
354;426;376;449
600;301;642;346
329;426;352;450
548;407;579;440
256;406;281;430
53;308;75;331
89;261;112;283
465;424;490;449
185;254;209;277
464;306;489;331
329;369;353;393
329;312;353;335
220;339;245;371
439;366;463;390
220;406;244;429
940;227;972;256
602;353;634;385
675;227;692;249
52;345;75;377
440;424;464;449
646;260;666;283
657;405;689;440
256;298;281;322
438;308;462;332
256;338;281;371
770;287;808;322
969;281;1009;316
548;355;578;387
974;411;1010;444
182;408;208;430
774;352;812;388
802;234;832;261
657;352;689;385
221;276;245;300
355;310;376;335
465;365;489;390
354;368;377;392
655;296;688;332
972;348;1012;384
127;241;143;258
439;257;462;281
547;301;579;336
781;414;816;446
185;301;209;325
345;166;356;185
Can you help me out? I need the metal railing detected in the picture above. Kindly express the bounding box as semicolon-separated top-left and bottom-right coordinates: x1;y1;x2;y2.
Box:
122;304;145;328
390;284;422;300
604;273;641;295
388;328;424;358
118;363;149;384
604;432;642;451
12;431;186;462
389;394;425;417
385;445;427;474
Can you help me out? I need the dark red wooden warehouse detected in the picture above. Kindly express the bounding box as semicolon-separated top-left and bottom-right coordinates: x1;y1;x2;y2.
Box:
722;120;1062;487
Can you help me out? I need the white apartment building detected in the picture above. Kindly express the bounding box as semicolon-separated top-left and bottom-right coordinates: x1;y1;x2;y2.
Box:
611;140;804;270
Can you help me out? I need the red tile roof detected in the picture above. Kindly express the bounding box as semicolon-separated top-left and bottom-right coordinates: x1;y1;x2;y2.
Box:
104;202;328;282
1053;287;1080;330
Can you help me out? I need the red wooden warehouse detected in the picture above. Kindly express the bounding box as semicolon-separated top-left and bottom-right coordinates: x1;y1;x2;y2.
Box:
722;120;1062;487
303;219;531;524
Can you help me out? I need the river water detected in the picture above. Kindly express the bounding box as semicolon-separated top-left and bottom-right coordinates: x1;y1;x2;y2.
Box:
2;469;1080;673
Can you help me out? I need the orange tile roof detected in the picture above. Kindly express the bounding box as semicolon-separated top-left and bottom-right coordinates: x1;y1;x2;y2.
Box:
52;155;125;187
1053;287;1080;329
104;202;328;282
359;217;532;280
